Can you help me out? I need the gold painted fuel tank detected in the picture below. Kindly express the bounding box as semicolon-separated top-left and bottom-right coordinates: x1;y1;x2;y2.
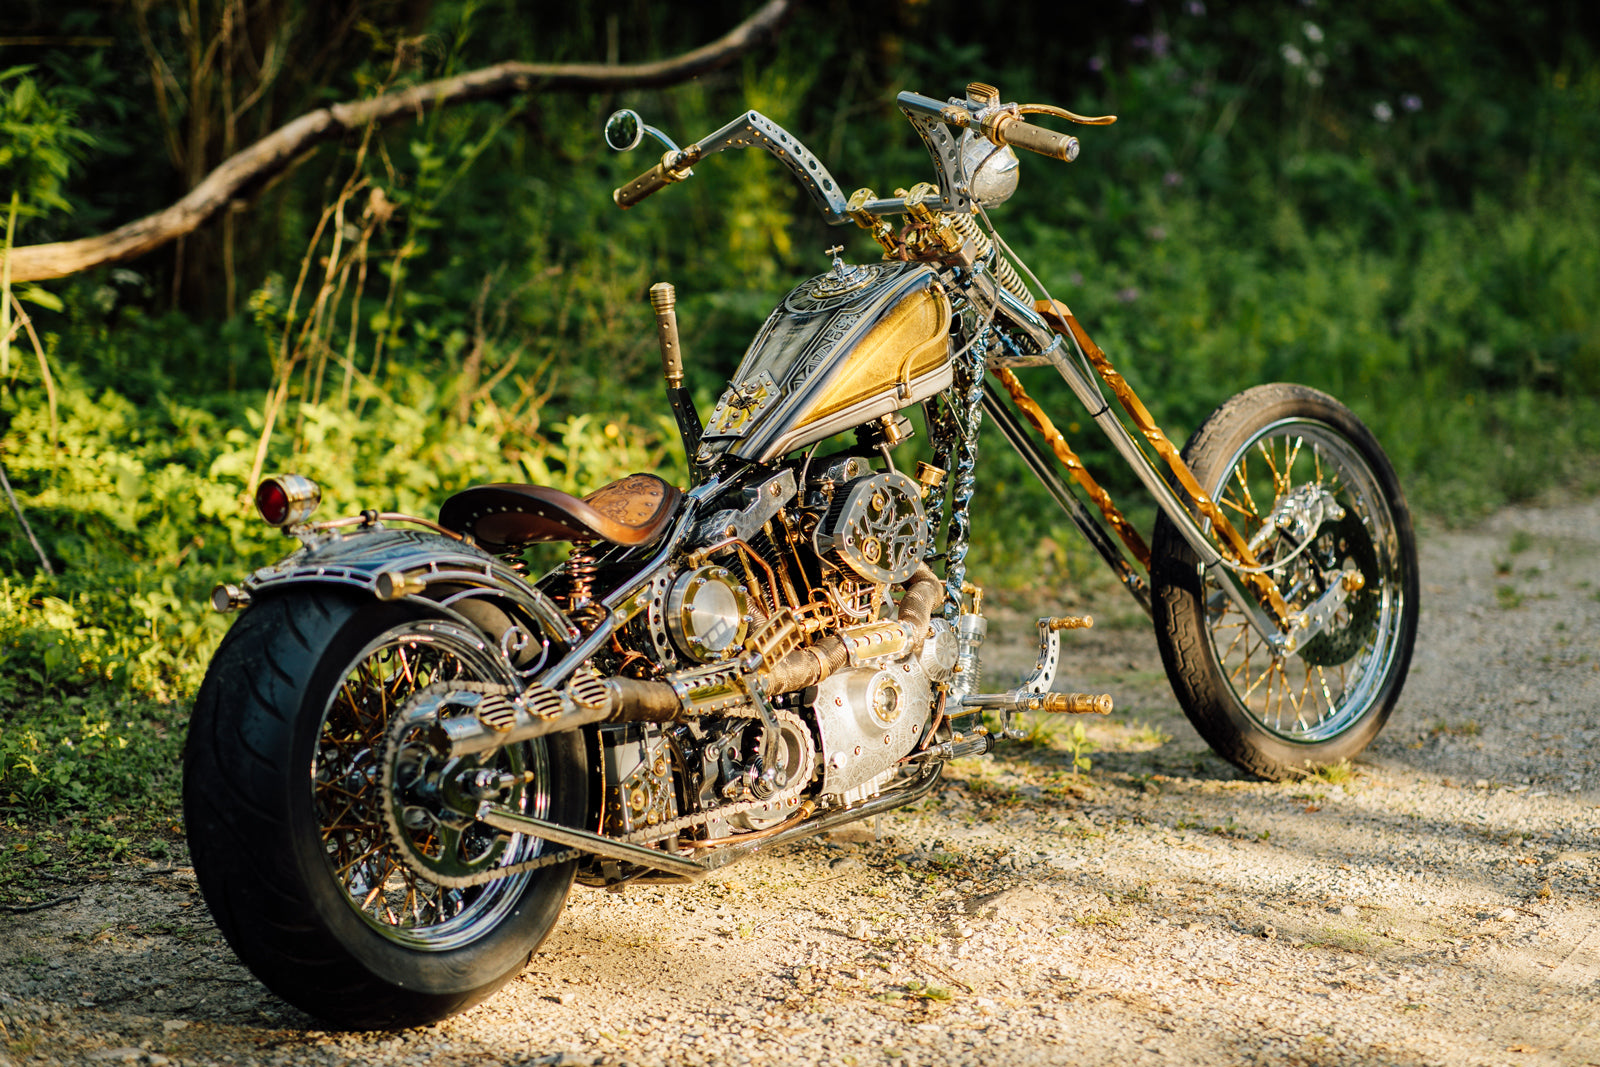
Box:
697;262;953;464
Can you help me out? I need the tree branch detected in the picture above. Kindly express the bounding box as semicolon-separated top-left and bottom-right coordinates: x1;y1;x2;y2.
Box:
1;0;793;284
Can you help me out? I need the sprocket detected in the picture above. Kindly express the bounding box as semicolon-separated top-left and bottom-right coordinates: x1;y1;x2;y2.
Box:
379;682;545;886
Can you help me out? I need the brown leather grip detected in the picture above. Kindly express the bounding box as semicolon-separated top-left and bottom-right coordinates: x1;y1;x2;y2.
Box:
614;161;672;208
1000;120;1080;162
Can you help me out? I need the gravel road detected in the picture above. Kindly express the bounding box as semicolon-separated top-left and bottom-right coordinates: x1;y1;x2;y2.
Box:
4;498;1599;1067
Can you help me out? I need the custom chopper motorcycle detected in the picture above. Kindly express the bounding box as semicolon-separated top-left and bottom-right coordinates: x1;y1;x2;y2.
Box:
185;83;1418;1028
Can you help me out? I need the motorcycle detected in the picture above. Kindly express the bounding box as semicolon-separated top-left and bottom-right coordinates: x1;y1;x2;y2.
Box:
184;82;1419;1029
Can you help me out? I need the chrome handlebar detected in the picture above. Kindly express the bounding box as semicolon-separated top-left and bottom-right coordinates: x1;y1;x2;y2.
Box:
608;87;1114;220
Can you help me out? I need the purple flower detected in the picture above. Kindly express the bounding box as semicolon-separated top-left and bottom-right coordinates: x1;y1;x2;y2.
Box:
1132;35;1150;51
1117;287;1141;304
1163;170;1184;187
1402;94;1423;112
1185;0;1206;14
1146;226;1167;242
1088;56;1105;72
1151;32;1170;57
1069;271;1085;287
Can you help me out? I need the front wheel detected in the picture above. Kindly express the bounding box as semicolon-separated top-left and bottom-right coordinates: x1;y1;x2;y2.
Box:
1150;384;1419;781
184;594;588;1029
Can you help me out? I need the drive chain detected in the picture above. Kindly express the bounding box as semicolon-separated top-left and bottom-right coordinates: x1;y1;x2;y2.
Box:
379;681;812;889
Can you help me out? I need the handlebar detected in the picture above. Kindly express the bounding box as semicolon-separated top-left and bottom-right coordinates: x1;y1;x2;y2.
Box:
608;89;1110;218
614;149;698;209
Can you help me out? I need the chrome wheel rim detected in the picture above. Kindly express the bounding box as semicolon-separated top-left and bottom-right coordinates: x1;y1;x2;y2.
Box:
311;621;549;951
1201;419;1407;744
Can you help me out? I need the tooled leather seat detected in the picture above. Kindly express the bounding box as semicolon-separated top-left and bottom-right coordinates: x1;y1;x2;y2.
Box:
439;473;680;551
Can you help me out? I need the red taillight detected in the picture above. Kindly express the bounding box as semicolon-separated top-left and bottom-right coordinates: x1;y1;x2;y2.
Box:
255;480;290;525
255;474;321;527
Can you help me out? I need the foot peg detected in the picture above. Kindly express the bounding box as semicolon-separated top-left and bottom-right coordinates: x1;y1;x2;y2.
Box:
957;612;1113;727
960;690;1113;715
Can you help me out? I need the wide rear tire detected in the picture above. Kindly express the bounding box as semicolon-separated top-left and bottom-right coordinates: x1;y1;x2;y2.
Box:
1150;384;1419;781
184;593;587;1029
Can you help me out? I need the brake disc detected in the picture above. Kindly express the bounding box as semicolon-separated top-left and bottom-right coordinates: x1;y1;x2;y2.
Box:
1298;510;1381;667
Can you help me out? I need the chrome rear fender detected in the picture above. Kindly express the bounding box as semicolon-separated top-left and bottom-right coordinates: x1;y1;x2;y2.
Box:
240;527;579;672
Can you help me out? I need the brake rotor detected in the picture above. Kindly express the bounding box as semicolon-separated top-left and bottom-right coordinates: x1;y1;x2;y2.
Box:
1298;509;1382;667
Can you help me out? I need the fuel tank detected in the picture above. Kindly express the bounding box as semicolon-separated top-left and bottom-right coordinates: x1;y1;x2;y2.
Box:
697;261;953;465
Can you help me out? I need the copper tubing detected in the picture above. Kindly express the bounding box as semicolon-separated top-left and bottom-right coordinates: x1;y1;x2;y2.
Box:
994;366;1151;569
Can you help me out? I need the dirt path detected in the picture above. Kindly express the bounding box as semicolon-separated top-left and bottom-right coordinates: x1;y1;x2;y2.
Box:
4;500;1600;1066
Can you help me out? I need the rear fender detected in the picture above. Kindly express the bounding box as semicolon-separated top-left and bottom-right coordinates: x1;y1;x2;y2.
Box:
240;527;577;674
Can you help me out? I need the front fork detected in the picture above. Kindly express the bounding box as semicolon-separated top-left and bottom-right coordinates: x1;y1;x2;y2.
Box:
1007;300;1292;651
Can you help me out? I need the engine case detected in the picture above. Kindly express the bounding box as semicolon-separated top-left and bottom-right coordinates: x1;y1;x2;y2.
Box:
813;656;933;799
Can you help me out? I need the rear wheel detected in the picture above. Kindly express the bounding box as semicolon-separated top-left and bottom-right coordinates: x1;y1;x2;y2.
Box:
1150;384;1418;780
184;594;586;1029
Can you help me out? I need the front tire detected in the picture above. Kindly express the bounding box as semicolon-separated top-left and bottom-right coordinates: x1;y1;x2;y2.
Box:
184;593;587;1029
1150;384;1419;781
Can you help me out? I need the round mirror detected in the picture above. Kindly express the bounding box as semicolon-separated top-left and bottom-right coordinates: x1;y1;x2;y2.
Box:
604;109;643;152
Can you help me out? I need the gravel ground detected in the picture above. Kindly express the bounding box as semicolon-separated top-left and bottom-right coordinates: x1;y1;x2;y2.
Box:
3;498;1599;1067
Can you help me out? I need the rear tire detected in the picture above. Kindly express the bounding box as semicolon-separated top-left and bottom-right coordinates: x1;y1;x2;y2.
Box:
184;593;586;1029
1150;384;1419;781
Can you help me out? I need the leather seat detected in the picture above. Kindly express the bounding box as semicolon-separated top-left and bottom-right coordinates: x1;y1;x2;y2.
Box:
439;473;681;551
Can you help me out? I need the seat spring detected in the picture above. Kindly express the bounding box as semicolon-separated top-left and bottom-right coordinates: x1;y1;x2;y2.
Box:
565;541;598;611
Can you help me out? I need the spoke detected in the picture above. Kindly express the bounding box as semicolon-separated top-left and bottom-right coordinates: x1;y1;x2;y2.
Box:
1232;455;1262;520
335;841;389;880
1315;665;1338;718
1280;436;1304;495
1239;654;1274;701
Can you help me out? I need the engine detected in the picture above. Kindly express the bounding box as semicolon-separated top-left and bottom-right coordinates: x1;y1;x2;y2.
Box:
588;449;959;853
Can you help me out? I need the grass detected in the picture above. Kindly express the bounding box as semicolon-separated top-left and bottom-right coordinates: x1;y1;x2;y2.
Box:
1301;759;1359;786
0;689;186;906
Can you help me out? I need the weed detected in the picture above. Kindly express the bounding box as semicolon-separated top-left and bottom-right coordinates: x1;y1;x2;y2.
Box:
1303;759;1358;786
1507;530;1534;555
1124;720;1173;746
1496;585;1525;609
903;979;953;1002
1061;722;1094;775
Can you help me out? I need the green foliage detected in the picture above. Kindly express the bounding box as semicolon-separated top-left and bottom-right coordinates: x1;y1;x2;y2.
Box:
0;65;95;221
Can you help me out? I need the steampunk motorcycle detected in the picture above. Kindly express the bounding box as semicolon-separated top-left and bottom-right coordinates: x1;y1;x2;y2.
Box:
184;83;1418;1028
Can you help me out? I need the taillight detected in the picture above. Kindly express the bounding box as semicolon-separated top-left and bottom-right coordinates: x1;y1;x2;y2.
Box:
255;474;321;527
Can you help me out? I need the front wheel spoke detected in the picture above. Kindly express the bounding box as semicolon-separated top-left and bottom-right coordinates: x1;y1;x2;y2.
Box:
1314;665;1338;717
1239;654;1275;701
1280;436;1305;495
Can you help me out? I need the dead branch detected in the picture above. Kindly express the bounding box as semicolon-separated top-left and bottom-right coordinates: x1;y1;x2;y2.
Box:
0;0;792;284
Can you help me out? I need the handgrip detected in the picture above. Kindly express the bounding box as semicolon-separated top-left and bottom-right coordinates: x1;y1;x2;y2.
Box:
997;119;1080;162
613;160;673;208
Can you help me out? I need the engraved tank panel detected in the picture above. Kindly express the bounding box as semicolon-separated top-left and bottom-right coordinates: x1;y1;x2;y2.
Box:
697;262;953;464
